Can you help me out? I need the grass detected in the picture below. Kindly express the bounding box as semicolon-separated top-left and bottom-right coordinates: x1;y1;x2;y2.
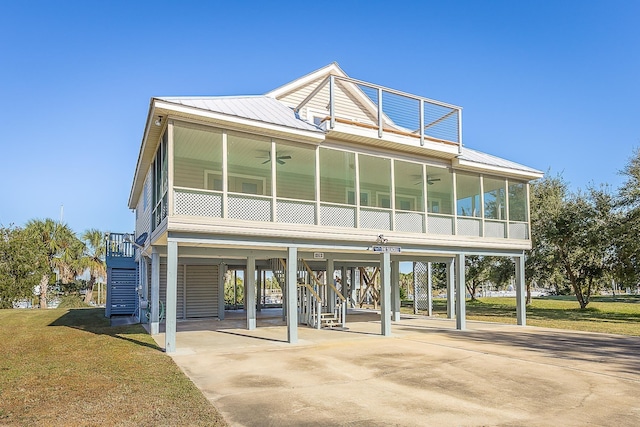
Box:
405;295;640;336
0;308;226;426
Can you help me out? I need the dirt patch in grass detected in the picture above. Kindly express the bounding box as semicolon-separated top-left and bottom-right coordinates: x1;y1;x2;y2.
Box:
0;308;226;426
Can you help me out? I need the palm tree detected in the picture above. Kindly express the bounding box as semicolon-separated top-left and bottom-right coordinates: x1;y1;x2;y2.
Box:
25;219;78;308
81;229;106;304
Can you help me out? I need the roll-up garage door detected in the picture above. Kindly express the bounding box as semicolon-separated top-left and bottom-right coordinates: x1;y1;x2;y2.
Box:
186;264;219;318
159;264;185;319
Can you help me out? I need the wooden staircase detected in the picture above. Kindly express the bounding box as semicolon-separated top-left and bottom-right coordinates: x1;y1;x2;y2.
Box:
270;258;347;330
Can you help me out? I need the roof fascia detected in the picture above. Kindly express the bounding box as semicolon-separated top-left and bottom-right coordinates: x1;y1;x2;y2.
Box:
128;100;156;208
452;157;544;181
154;99;325;142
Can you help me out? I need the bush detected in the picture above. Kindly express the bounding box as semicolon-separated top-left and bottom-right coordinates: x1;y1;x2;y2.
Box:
57;295;89;308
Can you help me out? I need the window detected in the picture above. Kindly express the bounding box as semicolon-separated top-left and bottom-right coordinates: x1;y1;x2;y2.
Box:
484;177;506;220
320;148;355;205
426;166;453;214
173;123;222;191
152;130;168;229
227;131;272;196
456;172;481;217
359;154;390;208
394;160;424;212
276;141;315;200
508;181;528;222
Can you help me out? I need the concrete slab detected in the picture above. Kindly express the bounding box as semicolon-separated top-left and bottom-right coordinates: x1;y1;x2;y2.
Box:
153;310;640;426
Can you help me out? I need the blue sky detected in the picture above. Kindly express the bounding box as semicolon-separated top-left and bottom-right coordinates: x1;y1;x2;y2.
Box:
1;0;638;234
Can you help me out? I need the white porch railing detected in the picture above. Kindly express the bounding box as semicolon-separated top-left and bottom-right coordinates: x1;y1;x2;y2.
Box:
172;187;527;240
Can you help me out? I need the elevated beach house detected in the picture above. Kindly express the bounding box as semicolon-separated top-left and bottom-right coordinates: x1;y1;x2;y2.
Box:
125;63;542;352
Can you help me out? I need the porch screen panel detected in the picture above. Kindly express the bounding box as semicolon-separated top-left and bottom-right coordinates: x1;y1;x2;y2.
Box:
508;182;528;222
483;177;506;220
173;123;222;191
227;131;272;196
456;172;481;217
319;148;355;204
425;166;453;214
359;154;391;208
186;264;219;318
276;142;315;200
394;160;424;212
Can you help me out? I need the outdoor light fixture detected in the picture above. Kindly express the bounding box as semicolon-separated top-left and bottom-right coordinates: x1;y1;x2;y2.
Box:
376;234;388;244
155;116;163;126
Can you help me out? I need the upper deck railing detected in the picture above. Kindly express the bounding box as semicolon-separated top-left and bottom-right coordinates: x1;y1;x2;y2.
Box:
294;74;462;152
106;232;135;259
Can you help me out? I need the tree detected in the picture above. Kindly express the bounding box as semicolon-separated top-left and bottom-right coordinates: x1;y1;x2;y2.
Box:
81;229;106;304
615;148;640;288
0;225;48;308
527;175;567;303
465;255;492;300
25;219;78;309
489;257;514;292
534;177;613;308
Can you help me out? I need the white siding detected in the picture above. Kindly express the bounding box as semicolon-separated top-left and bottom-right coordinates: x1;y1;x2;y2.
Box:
135;168;153;240
277;77;377;126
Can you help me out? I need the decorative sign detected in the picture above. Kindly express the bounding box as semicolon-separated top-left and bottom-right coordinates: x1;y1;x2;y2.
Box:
372;246;401;253
313;252;325;259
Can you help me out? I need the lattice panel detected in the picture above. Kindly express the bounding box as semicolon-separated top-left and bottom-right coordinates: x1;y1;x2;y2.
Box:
395;212;424;233
457;217;481;236
277;200;315;225
485;220;506;238
413;262;430;310
427;215;453;235
228;194;272;222
174;190;222;217
360;208;391;230
320;204;356;228
509;222;529;239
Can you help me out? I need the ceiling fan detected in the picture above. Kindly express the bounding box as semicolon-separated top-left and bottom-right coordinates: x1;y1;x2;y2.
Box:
413;175;441;186
256;152;292;165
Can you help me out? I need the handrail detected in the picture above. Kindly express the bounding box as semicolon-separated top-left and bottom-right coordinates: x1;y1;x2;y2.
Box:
297;282;321;302
300;260;345;301
294;73;462;147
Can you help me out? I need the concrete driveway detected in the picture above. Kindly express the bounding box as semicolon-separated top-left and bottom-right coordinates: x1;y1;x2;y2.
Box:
154;311;640;426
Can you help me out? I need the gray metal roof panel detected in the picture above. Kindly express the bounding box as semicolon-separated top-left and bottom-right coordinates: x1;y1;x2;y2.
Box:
156;95;323;133
459;147;543;175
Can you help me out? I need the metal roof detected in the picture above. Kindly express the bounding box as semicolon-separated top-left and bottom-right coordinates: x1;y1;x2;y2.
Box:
458;147;543;175
156;95;323;133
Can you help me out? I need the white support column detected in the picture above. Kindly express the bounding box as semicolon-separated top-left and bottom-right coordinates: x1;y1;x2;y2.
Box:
218;263;225;320
340;266;348;303
138;257;147;323
165;240;178;353
246;256;256;330
455;253;466;330
150;248;160;335
286;247;298;343
327;257;335;315
380;252;392;336
446;259;455;319
391;260;401;321
413;262;418;315
515;254;526;326
427;262;433;317
256;267;262;313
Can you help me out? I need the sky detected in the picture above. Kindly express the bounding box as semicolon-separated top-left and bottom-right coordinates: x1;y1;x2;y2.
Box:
1;0;639;234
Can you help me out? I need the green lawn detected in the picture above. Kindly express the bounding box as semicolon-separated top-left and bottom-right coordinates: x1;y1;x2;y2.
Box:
0;308;226;426
407;295;640;336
